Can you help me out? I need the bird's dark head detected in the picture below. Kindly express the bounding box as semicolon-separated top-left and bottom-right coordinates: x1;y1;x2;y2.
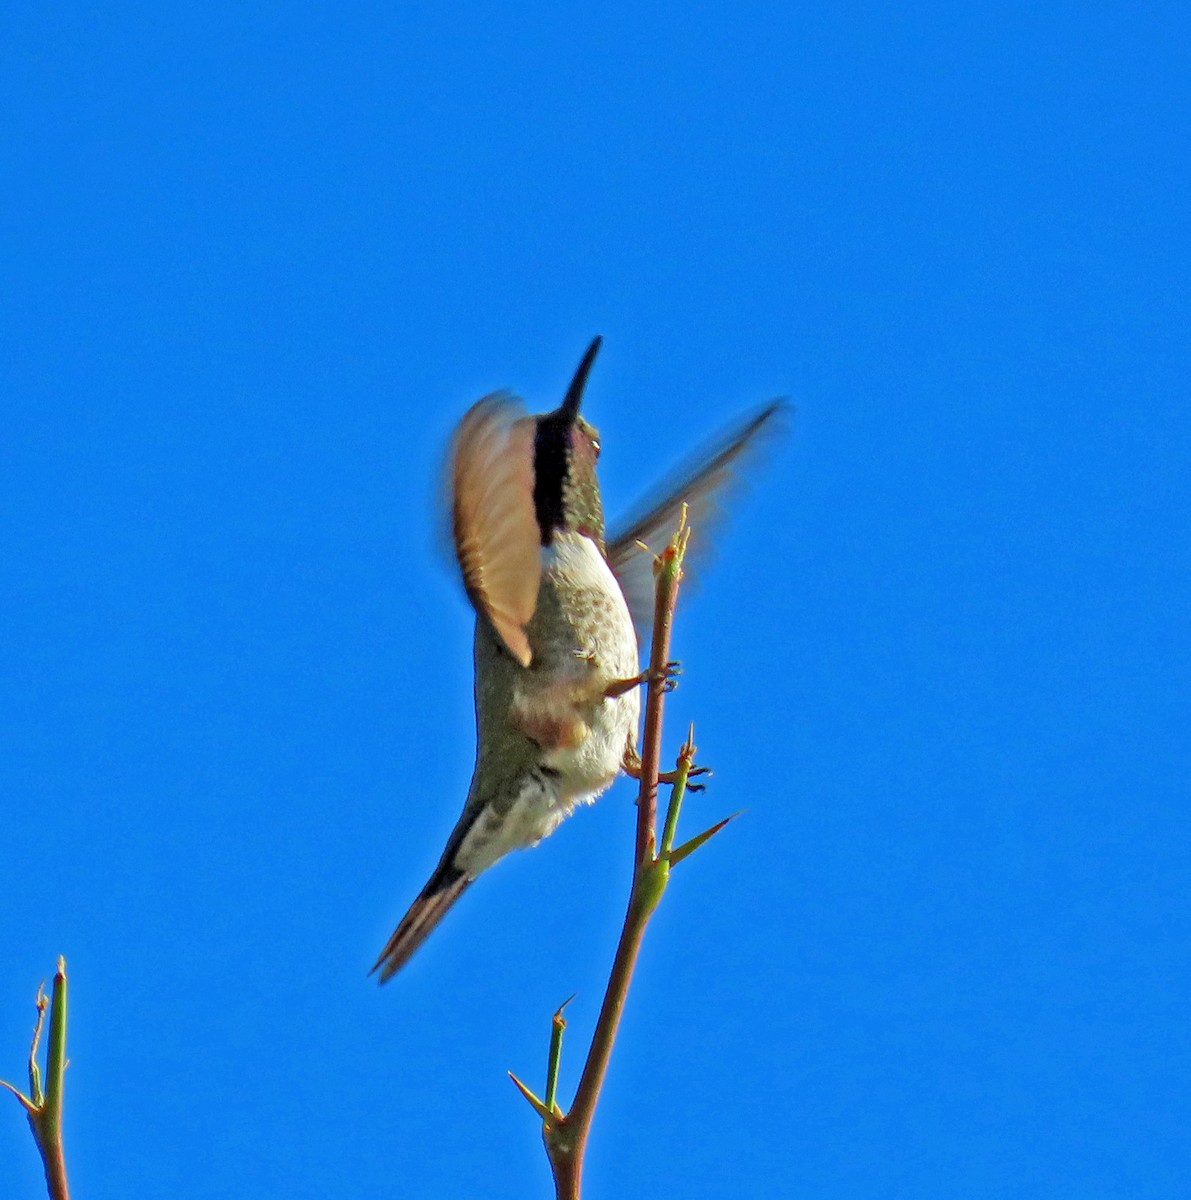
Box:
533;336;605;546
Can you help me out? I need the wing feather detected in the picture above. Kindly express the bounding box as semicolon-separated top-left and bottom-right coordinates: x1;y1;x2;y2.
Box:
608;402;786;637
451;394;540;667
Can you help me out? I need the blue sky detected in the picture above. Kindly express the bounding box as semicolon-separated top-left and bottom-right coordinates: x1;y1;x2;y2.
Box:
3;3;1189;1196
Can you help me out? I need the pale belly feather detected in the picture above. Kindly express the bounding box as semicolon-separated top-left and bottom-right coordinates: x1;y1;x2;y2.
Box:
456;532;641;875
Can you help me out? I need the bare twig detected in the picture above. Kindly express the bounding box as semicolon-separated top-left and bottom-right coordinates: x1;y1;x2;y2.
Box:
2;956;71;1200
509;510;738;1198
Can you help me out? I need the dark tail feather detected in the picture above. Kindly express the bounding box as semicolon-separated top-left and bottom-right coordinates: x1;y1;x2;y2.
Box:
371;866;473;984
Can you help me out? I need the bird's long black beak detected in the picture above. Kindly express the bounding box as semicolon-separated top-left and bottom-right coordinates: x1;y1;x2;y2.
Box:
557;336;602;422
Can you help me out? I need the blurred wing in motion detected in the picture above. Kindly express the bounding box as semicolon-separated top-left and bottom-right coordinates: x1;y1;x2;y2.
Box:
607;401;787;638
451;394;541;667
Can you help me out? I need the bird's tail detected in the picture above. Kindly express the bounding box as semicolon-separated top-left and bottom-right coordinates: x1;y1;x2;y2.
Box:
370;864;473;984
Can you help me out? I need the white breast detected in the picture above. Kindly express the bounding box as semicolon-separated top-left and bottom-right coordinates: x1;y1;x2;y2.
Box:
537;532;640;795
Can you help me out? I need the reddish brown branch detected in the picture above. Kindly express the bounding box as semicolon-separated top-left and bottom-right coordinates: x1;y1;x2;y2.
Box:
539;522;690;1199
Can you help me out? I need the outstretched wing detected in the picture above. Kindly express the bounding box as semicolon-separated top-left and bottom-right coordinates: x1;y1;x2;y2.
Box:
607;402;786;638
451;393;541;667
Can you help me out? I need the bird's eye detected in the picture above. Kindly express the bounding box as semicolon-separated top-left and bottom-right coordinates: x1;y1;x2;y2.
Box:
591;437;601;458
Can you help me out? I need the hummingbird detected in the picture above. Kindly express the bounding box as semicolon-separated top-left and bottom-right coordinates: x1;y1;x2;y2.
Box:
372;337;779;982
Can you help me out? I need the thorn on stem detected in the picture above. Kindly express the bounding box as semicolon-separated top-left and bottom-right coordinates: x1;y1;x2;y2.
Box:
668;810;742;867
508;1071;553;1122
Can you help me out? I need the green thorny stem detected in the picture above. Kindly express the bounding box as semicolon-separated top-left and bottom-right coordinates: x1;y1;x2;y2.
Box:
2;956;71;1200
508;510;739;1200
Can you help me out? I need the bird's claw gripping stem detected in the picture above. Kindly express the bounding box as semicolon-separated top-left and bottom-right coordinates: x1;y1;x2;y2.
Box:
621;743;710;790
604;661;680;701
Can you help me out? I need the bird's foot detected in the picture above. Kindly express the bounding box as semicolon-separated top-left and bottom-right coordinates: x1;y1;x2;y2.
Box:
621;743;710;790
603;661;680;700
